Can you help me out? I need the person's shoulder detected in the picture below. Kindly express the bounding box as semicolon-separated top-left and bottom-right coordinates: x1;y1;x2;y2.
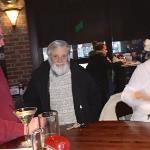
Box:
91;53;102;58
88;54;104;65
70;60;87;73
142;59;150;65
132;59;150;76
70;61;93;81
32;60;50;77
136;59;150;70
139;59;150;73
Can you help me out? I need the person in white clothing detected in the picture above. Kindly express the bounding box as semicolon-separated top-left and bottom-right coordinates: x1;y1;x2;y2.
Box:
121;59;150;122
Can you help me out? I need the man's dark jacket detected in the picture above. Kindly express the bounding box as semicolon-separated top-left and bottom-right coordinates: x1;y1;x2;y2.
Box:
23;60;102;124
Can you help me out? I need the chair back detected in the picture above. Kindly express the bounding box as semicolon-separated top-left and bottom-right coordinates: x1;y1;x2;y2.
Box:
99;93;122;121
116;101;133;120
99;92;133;121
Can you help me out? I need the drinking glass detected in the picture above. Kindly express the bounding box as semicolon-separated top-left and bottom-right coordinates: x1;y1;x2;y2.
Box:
15;107;37;147
32;110;60;149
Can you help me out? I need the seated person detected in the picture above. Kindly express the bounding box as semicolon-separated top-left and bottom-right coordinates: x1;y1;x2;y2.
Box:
121;59;150;122
0;66;38;144
23;40;102;126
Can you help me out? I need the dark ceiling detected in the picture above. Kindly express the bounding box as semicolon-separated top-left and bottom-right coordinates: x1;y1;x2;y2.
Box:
25;0;150;47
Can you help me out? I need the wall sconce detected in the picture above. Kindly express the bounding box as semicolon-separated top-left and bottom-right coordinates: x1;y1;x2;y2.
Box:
4;8;20;29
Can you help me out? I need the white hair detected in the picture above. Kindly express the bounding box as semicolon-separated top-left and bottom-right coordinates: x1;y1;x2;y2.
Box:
47;40;71;76
47;40;71;58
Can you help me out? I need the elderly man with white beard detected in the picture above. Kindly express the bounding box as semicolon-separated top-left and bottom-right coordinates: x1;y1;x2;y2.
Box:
23;40;102;126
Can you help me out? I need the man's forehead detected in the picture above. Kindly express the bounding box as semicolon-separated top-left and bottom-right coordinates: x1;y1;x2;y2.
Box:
52;47;69;54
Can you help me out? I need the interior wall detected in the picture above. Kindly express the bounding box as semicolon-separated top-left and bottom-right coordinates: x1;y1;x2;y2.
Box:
0;2;32;85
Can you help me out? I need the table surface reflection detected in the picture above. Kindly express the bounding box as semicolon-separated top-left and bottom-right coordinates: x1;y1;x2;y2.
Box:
1;121;150;150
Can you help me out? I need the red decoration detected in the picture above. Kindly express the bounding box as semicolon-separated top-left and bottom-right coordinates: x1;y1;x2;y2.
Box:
44;135;70;150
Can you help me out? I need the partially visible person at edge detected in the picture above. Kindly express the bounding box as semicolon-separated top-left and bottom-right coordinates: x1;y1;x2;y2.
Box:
121;59;150;122
0;66;38;144
86;42;122;107
23;40;102;126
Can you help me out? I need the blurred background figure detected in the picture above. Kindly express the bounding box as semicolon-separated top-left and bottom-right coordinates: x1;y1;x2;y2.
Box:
143;39;150;61
86;42;112;107
121;59;150;122
131;51;138;62
131;51;141;63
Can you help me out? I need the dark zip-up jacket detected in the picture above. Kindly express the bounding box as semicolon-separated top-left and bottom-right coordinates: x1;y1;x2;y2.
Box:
23;60;102;124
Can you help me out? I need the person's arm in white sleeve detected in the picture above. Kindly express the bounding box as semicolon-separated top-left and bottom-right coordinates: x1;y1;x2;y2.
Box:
134;91;150;101
121;63;150;108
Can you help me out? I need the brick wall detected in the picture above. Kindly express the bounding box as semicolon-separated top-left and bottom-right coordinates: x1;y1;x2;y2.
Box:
0;7;33;86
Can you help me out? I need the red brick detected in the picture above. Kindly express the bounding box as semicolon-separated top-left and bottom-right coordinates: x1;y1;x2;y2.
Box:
0;9;33;85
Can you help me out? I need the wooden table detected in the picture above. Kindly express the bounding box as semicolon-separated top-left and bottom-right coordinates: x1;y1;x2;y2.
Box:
1;121;150;150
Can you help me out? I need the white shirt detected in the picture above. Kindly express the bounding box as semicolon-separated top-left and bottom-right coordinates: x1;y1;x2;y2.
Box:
121;59;150;122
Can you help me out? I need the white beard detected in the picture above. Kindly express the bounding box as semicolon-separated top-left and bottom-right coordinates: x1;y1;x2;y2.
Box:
51;63;70;76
